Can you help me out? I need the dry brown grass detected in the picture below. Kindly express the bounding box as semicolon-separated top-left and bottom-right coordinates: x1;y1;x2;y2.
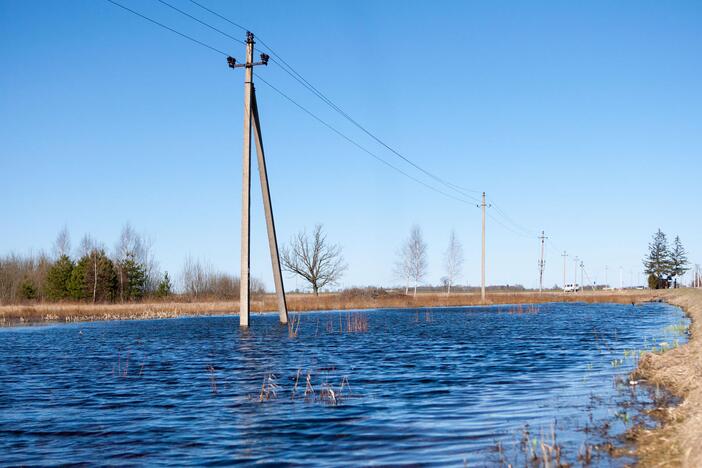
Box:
0;289;658;325
631;288;702;467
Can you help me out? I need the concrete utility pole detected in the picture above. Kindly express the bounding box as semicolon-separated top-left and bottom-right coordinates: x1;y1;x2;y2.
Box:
573;256;579;292
479;192;491;302
229;32;288;327
538;231;548;293
580;261;585;292
562;251;568;290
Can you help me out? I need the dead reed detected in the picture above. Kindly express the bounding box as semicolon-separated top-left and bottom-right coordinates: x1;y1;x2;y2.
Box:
259;373;279;401
255;368;353;406
287;313;301;338
0;290;660;325
208;365;218;394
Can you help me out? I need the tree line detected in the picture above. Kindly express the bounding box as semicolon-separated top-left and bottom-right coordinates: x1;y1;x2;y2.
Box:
0;224;274;305
10;223;683;303
643;229;689;289
0;225;169;304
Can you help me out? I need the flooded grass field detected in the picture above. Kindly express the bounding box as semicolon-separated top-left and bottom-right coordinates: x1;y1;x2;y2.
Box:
0;302;689;466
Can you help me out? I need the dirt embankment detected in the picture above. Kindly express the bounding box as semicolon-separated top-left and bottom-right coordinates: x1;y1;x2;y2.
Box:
633;288;702;467
0;290;657;324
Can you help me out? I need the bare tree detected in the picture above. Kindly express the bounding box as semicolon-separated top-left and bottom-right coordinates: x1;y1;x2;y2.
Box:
115;223;142;302
444;230;464;295
180;255;212;298
394;246;412;295
76;234;102;302
179;255;263;299
141;235;160;294
77;234;96;258
281;224;347;295
397;225;428;297
53;226;71;259
113;223;159;297
0;251;51;304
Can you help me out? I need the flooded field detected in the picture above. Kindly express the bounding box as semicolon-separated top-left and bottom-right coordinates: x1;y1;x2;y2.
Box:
0;302;688;466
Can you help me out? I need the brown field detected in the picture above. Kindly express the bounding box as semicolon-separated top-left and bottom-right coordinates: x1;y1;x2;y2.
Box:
0;289;659;325
632;288;702;467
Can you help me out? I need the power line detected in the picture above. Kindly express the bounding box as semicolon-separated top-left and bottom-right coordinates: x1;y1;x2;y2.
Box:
187;0;248;33
104;0;479;206
106;0;549;243
485;212;535;239
268;56;482;203
257;73;548;240
105;0;231;57
182;0;482;203
155;0;245;45
254;73;477;205
488;197;538;237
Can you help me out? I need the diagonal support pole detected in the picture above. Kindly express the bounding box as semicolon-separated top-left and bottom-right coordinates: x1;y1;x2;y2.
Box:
251;89;289;324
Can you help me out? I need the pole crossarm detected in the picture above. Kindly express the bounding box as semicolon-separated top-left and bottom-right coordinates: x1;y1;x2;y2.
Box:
227;32;270;69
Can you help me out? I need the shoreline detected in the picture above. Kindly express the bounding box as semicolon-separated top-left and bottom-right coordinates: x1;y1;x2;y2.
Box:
632;288;702;467
0;290;658;325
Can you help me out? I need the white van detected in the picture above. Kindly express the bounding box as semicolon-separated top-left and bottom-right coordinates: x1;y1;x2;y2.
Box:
563;283;581;292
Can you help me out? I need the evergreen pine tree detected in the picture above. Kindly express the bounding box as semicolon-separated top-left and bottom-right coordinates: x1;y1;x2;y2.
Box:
156;271;172;298
643;229;672;289
45;254;75;300
20;278;37;300
123;252;146;301
670;236;689;279
67;259;88;300
69;250;117;302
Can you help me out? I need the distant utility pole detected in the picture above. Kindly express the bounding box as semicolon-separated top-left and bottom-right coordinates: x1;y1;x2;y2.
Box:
229;32;288;327
561;251;568;291
538;231;548;293
573;256;579;292
605;265;609;288
580;261;585;292
478;192;491;302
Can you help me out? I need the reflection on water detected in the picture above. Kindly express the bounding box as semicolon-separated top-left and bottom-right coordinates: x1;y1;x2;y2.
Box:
0;302;688;466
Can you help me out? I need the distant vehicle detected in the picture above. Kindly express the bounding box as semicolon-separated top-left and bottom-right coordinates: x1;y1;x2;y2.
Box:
563;283;581;293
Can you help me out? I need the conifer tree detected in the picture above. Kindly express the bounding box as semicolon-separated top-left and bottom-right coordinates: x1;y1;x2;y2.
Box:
45;254;75;300
156;271;172;298
70;250;117;302
122;252;146;301
67;260;87;300
643;229;672;288
670;236;689;284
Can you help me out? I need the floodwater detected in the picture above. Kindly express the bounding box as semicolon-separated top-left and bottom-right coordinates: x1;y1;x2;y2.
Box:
0;302;689;466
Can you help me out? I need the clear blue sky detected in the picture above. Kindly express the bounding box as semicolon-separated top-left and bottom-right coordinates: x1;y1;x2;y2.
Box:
1;0;700;291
